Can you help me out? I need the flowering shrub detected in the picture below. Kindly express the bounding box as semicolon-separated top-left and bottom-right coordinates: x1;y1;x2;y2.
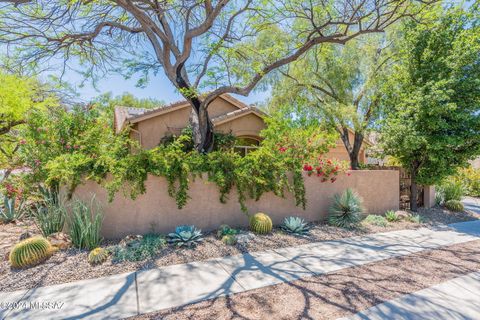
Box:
303;158;350;182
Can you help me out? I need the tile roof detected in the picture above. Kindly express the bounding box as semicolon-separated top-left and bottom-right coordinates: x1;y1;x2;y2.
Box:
211;106;265;124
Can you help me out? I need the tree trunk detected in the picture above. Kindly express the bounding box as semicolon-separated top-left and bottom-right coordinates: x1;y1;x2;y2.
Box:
410;169;418;212
189;100;214;153
340;128;364;170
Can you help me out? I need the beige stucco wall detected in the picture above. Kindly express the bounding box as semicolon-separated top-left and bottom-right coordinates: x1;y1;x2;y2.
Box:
71;170;399;239
215;113;266;138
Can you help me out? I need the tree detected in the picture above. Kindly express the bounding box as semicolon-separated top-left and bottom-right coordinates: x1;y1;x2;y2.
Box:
380;5;480;211
0;71;58;181
0;0;434;152
271;34;394;169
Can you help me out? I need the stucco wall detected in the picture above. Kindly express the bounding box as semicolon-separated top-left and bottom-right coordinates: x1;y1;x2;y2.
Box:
71;170;399;239
215;113;266;138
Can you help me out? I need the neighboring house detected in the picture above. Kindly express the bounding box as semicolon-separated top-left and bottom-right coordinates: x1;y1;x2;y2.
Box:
114;94;370;163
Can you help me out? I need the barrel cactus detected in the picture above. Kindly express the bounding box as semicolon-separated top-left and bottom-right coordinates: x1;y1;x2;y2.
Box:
221;234;237;245
9;237;52;268
88;247;109;265
445;200;464;212
249;212;273;234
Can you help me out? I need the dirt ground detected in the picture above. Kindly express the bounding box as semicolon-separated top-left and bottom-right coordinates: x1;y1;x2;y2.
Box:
132;239;480;320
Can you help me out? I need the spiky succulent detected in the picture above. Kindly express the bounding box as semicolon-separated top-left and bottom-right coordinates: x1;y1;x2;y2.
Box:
408;214;423;224
168;225;203;248
385;210;400;222
249;212;273;234
0;195;26;223
217;224;239;239
328;189;364;229
9;237;52;268
281;216;310;235
445;200;464;212
88;247;109;265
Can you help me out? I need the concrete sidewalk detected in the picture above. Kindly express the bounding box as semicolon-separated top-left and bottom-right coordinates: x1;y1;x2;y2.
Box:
341;271;480;320
1;220;479;320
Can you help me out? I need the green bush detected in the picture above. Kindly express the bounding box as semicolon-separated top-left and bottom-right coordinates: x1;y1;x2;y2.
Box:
32;193;66;237
328;189;364;229
445;199;464;212
385;210;399;222
408;214;423;224
249;212;273;234
112;234;166;262
69;197;103;250
454;168;480;197
436;180;464;204
363;214;388;227
9;237;52;268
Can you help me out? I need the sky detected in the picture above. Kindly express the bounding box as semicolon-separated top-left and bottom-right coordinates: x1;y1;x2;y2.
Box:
66;67;271;107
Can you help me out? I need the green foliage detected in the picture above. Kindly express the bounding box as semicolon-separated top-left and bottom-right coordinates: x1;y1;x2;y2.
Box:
69;198;103;250
0;195;26;223
407;214;423;224
385;210;400;222
221;234;237;246
328;189;364;229
32;194;66;237
112;234;166;262
88;247;109;265
9;236;52;268
444;200;464;212
168;225;203;248
216;224;239;239
281;216;310;235
249;212;273;234
380;7;480;188
363;214;388;227
453;168;480;197
436;180;464;204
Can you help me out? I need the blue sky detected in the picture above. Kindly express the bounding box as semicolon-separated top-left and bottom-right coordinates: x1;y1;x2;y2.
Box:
67;68;270;106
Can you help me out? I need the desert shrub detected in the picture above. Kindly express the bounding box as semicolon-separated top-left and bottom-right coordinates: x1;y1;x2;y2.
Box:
454;167;480;197
444;199;464;212
112;234;166;262
88;247;109;265
249;212;273;234
0;195;26;223
328;189;364;229
9;237;52;268
281;216;310;235
168;225;203;248
408;214;423;224
436;180;464;204
385;210;399;222
32;190;66;237
363;214;388;227
69;197;103;250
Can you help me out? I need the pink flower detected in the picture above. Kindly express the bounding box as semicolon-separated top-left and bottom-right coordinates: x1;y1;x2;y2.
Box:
66;144;71;150
19;139;26;145
279;147;287;153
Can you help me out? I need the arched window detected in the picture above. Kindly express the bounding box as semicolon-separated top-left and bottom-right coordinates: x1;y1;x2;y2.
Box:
234;136;260;156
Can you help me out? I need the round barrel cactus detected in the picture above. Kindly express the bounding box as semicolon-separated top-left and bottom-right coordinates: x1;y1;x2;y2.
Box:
9;237;52;268
88;247;109;265
249;212;273;234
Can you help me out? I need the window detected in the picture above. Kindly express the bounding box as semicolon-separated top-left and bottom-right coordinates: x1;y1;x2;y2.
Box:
234;137;260;157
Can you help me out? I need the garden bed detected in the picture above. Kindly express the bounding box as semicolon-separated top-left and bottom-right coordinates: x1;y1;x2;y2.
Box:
0;206;477;293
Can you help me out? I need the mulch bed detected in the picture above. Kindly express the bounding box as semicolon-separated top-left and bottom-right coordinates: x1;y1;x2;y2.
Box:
132;239;480;320
0;206;477;293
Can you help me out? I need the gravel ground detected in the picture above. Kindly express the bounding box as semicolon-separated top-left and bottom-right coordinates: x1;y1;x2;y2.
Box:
0;206;477;292
132;239;480;320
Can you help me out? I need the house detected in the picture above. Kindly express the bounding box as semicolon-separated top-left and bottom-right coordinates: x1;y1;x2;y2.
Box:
114;94;369;162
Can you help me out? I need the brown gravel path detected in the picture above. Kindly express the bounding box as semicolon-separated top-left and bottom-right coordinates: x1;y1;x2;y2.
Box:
132;239;480;320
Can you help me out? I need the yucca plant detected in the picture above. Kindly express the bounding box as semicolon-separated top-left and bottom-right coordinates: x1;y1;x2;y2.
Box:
9;237;52;268
69;197;103;250
168;225;203;248
281;216;310;235
0;195;26;223
328;189;364;229
32;197;66;237
445;200;464;212
385;210;400;222
88;247;109;265
249;212;273;234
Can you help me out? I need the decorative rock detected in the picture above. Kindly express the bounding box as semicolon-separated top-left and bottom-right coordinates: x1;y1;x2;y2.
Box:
119;235;143;249
395;211;411;220
19;231;32;241
235;232;255;245
47;232;72;250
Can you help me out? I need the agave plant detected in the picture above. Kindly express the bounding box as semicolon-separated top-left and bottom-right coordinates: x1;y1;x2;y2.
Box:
281;216;310;235
328;188;364;229
0;195;26;223
168;225;203;248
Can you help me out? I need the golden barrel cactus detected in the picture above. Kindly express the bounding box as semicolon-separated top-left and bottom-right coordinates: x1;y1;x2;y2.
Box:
9;237;52;268
88;247;109;265
249;212;273;234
